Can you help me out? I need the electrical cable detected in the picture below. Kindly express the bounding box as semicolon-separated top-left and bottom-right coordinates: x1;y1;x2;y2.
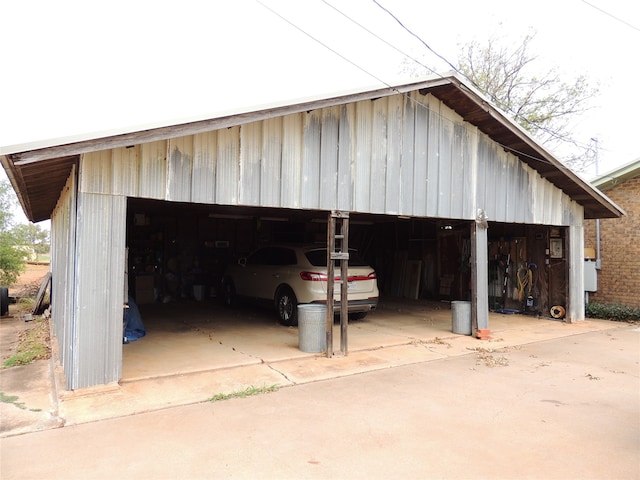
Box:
255;0;584;171
581;0;640;33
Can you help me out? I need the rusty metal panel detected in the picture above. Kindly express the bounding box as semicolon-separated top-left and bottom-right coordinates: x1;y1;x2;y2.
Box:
139;140;166;199
239;122;262;206
261;117;283;207
192;131;217;204
167;136;193;202
72;192;126;389
216;126;240;204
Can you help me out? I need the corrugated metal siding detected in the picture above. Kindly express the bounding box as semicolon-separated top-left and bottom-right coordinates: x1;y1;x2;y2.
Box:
568;225;585;321
80;90;584;226
72;189;126;389
140;141;167;199
50;166;77;375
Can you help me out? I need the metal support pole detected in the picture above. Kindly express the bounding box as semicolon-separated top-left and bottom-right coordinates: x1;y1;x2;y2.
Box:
339;214;349;355
326;214;335;357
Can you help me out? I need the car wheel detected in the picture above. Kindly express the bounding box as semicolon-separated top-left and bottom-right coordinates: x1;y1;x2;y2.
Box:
276;286;298;326
222;279;236;307
0;287;8;316
349;312;368;321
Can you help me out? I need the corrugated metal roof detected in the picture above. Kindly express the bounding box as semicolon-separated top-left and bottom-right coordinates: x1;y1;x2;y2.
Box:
0;73;624;221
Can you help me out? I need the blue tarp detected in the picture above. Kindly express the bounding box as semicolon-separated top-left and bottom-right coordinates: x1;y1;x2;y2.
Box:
124;294;146;343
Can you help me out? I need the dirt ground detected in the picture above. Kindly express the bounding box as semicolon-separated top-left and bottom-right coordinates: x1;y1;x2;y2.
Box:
7;263;50;299
2;263;51;364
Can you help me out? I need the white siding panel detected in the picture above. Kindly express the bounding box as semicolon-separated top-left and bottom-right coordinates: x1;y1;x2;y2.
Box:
192;131;217;204
438;108;454;217
140;140;166;199
386;95;403;214
401;95;416;214
425;95;440;216
73;192;125;389
167;136;193;202
261;117;283;207
412;94;429;216
239;123;262;205
337;104;354;210
80;150;112;194
112;146;139;196
75;90;584;227
354;100;372;212
319;107;339;207
216;126;240;204
281;114;302;208
370;98;387;213
301;110;321;208
50;167;77;375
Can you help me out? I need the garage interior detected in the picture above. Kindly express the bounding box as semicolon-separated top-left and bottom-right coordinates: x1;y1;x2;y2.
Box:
123;197;567;381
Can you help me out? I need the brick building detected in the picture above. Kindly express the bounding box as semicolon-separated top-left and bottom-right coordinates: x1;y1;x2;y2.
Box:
584;158;640;307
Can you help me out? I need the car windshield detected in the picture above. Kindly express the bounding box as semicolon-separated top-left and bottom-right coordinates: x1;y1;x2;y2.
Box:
305;249;369;267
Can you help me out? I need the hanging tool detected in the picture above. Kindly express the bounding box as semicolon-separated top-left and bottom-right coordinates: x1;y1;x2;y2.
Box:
501;252;510;306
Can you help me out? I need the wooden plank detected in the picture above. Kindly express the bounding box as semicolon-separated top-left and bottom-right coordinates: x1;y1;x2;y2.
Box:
32;272;51;315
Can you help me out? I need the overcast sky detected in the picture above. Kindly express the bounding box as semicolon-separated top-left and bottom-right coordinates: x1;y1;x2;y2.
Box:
1;0;639;223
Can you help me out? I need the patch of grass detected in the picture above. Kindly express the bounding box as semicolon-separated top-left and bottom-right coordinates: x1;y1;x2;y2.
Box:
0;392;26;409
0;392;42;412
209;384;279;403
17;296;36;310
2;318;50;368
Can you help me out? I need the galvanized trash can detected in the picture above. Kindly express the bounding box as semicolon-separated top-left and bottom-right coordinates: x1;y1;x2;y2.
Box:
298;304;327;353
451;300;472;335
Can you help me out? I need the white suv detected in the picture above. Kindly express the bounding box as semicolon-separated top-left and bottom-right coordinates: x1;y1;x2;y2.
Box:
222;245;379;325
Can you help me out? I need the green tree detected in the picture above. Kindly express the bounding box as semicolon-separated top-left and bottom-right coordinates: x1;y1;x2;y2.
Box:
456;33;598;171
12;223;50;255
0;180;27;285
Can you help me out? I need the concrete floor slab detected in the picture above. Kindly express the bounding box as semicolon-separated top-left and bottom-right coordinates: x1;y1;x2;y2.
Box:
1;298;625;437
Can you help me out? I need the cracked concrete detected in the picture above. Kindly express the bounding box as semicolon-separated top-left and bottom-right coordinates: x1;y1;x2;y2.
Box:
0;298;626;436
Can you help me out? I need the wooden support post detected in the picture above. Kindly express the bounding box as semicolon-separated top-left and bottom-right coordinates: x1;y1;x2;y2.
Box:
326;210;350;357
326;213;335;357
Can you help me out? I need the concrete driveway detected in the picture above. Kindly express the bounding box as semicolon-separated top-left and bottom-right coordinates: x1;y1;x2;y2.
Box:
1;323;638;479
0;299;635;433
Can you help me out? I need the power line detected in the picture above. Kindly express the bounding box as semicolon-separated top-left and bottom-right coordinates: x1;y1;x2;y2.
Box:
255;0;570;170
581;0;640;33
370;0;459;74
368;1;600;154
319;0;439;77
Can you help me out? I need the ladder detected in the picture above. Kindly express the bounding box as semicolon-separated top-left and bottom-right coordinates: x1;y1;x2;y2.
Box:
326;210;349;357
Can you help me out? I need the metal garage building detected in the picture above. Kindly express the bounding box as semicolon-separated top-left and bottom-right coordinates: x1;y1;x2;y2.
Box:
1;73;622;390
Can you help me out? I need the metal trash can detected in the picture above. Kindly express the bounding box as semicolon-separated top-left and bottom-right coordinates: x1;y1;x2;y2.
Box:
298;304;327;353
451;300;472;335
